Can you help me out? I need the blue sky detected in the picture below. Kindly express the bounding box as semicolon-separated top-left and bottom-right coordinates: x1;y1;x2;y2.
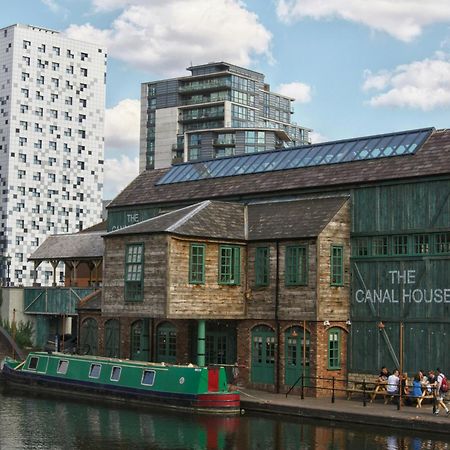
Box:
2;0;450;198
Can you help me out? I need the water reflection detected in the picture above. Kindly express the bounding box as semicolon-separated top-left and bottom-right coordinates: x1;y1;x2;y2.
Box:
0;390;449;449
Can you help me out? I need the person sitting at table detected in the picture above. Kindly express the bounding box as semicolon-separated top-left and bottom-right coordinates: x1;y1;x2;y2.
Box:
386;369;400;400
406;373;423;405
378;366;390;384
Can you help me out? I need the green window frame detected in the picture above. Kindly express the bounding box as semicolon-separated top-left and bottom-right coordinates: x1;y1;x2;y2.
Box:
413;234;429;255
435;232;450;254
285;245;308;286
124;243;144;302
255;246;269;287
352;237;369;257
372;236;389;256
327;328;341;369
218;245;241;285
189;243;205;284
330;245;344;286
392;235;408;255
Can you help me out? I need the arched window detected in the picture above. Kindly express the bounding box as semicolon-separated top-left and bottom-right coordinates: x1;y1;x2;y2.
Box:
285;326;310;386
104;319;120;358
80;318;98;355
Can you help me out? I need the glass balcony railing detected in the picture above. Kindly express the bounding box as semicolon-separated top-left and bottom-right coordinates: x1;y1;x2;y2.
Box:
213;138;236;146
179;78;232;93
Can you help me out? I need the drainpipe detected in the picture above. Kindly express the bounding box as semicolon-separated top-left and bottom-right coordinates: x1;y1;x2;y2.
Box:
197;319;206;367
275;241;280;393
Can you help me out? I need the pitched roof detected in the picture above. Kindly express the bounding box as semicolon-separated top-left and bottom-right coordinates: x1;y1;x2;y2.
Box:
29;231;104;261
248;197;348;240
108;129;450;209
107;197;348;241
107;201;245;241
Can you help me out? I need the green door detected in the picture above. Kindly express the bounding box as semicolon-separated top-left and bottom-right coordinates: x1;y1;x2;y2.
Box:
80;318;98;355
130;319;149;361
204;323;237;381
285;326;310;387
156;322;177;363
104;319;120;358
251;325;276;385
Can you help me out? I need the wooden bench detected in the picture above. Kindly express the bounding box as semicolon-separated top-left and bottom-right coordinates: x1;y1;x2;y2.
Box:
346;381;378;400
415;390;434;408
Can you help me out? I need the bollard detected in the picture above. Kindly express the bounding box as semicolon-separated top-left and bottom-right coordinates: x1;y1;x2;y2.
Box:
331;377;335;404
301;374;304;400
362;379;367;407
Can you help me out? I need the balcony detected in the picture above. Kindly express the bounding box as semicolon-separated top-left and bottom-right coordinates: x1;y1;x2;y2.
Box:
180;95;229;106
178;78;231;94
24;287;96;315
180;112;224;124
213;138;235;146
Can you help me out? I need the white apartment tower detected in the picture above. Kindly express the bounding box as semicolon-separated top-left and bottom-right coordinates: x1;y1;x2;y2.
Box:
0;24;106;286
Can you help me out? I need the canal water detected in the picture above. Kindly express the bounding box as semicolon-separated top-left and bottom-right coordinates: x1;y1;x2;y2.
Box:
0;391;449;450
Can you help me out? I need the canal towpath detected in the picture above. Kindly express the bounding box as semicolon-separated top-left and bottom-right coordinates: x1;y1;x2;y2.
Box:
239;389;450;436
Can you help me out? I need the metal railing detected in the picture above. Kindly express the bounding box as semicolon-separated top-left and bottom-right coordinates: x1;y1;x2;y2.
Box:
285;374;440;412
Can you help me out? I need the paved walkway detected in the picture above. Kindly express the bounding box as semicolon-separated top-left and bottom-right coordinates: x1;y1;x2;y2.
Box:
238;388;450;436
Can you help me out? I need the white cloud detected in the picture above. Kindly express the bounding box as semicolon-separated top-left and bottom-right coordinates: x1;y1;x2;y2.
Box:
363;54;450;110
105;98;140;150
276;0;450;42
309;130;328;144
104;155;139;199
65;0;272;76
41;0;68;18
276;81;312;103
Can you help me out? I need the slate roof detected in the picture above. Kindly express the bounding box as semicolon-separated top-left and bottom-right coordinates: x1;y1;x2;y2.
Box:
29;231;104;261
107;197;348;241
108;129;450;209
248;197;348;240
108;201;245;240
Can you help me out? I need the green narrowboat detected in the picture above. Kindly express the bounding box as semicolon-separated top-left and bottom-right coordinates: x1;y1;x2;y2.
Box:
0;352;240;415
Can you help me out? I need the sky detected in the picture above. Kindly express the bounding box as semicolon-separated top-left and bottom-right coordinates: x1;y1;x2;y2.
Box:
2;0;450;199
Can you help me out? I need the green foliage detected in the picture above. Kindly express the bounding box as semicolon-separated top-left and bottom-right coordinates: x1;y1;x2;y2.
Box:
1;318;34;348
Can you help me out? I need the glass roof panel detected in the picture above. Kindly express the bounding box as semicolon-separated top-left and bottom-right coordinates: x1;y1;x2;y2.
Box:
156;128;433;185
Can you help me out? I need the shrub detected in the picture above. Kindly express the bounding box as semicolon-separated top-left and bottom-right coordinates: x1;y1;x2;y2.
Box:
1;318;34;348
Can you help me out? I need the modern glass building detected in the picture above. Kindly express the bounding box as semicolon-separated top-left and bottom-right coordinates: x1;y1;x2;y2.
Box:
140;62;311;171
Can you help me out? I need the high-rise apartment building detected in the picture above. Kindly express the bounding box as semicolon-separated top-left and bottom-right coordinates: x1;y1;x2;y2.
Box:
140;62;311;171
0;24;106;286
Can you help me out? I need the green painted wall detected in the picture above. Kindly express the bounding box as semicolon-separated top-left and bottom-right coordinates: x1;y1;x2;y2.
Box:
352;179;450;234
107;207;163;232
350;179;450;374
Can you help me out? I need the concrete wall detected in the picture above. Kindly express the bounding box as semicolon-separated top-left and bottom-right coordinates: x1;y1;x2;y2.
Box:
155;107;179;169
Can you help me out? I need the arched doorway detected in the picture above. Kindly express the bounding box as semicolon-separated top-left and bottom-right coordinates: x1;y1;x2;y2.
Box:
130;319;149;361
80;318;98;355
285;326;310;387
156;322;177;363
251;325;276;385
104;319;120;358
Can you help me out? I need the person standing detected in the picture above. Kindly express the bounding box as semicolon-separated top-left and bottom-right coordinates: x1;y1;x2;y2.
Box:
434;368;449;416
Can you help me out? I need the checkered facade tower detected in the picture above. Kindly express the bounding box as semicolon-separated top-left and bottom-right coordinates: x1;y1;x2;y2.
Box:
0;24;106;286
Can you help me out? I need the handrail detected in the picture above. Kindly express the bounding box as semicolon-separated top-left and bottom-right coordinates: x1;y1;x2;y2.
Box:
285;373;439;408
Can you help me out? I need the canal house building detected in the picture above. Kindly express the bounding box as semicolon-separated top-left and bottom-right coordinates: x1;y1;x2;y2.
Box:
31;126;450;394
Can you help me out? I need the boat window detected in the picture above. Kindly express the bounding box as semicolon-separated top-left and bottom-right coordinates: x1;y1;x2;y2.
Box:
28;357;39;370
110;366;122;382
57;360;69;375
141;370;156;386
89;363;101;379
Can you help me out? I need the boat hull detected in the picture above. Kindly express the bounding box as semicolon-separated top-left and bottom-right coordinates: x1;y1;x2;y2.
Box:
1;364;240;415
